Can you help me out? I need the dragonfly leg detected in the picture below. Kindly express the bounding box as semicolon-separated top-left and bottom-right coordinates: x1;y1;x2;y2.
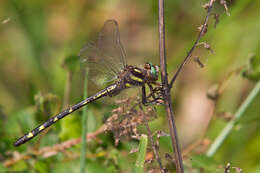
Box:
142;84;164;106
141;85;148;105
147;84;157;100
147;84;164;105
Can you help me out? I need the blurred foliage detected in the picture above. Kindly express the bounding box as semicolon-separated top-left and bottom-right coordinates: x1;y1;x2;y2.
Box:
0;0;260;172
242;54;260;81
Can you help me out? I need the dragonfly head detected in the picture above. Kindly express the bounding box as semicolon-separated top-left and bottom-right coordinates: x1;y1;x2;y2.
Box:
144;62;159;81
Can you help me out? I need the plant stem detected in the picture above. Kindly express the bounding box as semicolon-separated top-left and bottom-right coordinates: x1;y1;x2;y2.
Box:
80;69;88;173
134;134;148;173
169;0;214;88
158;0;184;172
144;121;165;172
206;81;260;157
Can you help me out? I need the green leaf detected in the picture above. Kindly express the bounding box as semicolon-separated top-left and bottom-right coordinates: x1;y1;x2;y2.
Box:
0;164;10;173
62;55;81;72
59;113;81;140
34;92;61;122
134;134;148;173
35;160;49;173
190;155;218;172
253;164;260;173
10;160;28;172
242;54;260;81
52;160;80;173
87;110;96;132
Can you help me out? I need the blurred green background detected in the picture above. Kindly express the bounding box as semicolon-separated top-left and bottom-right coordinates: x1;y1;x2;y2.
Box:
0;0;260;172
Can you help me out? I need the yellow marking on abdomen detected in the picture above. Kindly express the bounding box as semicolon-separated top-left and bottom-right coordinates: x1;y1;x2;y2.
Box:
130;75;143;82
39;125;45;131
27;132;33;138
93;92;105;99
69;107;73;113
54;117;58;122
107;85;116;92
99;91;108;97
83;100;89;105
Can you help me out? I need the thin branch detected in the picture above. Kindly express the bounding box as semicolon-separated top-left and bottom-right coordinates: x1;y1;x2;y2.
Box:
144;119;165;172
158;0;184;172
169;0;214;89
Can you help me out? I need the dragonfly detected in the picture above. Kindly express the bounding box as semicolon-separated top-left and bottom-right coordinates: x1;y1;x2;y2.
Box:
14;19;160;147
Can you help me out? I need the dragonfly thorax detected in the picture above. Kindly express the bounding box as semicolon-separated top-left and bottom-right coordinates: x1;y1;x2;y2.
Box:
114;63;159;92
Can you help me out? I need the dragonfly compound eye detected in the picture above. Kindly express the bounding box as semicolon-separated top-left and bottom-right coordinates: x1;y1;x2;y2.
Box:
147;62;158;79
150;65;158;78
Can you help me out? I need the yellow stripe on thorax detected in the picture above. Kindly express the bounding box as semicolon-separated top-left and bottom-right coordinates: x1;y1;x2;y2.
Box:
130;75;143;82
133;68;142;74
125;83;133;87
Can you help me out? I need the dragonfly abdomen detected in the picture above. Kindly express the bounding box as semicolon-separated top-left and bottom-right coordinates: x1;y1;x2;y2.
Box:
13;83;118;147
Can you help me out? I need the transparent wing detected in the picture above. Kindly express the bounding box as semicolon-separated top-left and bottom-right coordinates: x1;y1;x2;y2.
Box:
79;20;126;86
79;43;118;85
97;19;126;69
